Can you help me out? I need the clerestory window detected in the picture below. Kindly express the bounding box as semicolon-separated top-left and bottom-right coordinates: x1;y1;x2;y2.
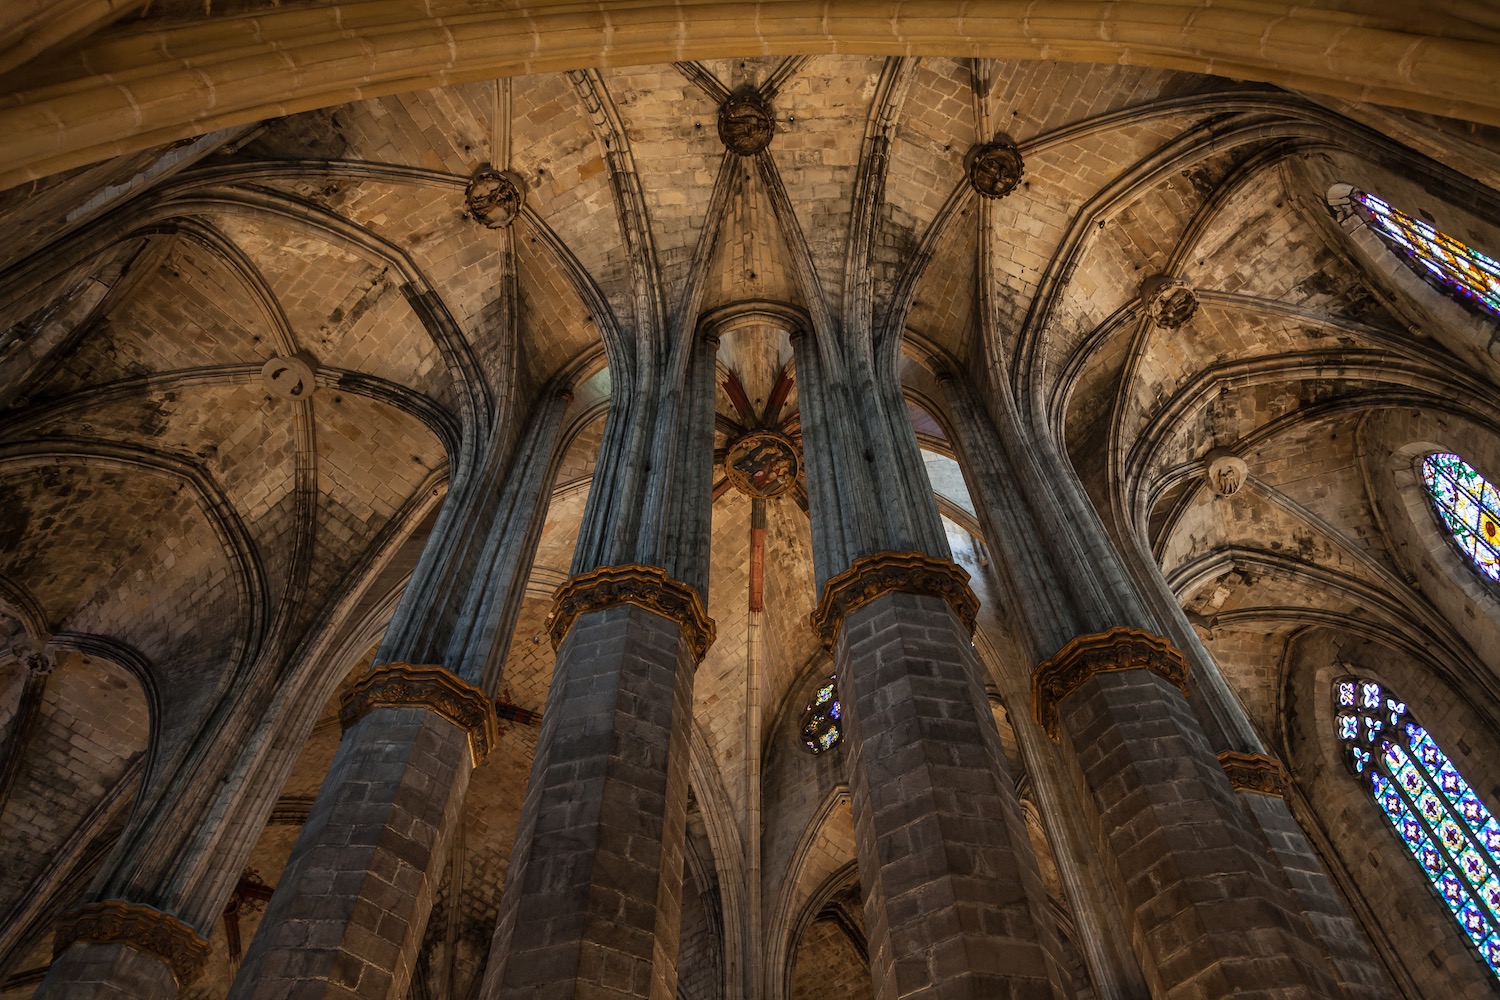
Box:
1348;190;1500;320
1421;452;1500;584
1334;676;1500;978
800;675;842;754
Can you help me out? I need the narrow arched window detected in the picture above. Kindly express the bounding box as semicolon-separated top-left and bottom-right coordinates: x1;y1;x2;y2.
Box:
1349;190;1500;319
1334;676;1500;978
1422;452;1500;583
800;675;842;754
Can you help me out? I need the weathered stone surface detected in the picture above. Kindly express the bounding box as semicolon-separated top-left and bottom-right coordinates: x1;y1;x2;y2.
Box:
834;590;1067;1000
34;940;181;999
1056;667;1343;998
1238;790;1395;1000
483;603;696;999
227;705;473;1000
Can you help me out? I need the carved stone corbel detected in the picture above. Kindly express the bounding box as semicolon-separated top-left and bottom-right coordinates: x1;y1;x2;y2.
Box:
809;550;980;650
547;564;717;662
1217;750;1291;798
1031;627;1191;740
339;663;499;767
53;900;211;987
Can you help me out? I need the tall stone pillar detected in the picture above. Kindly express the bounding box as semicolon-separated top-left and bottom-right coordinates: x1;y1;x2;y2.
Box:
940;374;1354;997
1216;753;1395;1000
481;332;719;999
224;384;571;1000
790;331;1068;1000
36;902;210;1000
1108;491;1393;997
480;568;711;998
1033;629;1341;998
814;554;1066;1000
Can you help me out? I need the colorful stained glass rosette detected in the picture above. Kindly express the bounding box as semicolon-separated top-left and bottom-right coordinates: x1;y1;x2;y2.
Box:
1351;191;1500;318
800;676;842;754
1335;676;1500;978
1422;452;1500;583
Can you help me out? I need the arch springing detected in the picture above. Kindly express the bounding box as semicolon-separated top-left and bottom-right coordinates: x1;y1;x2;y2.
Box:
1350;191;1500;319
1334;676;1500;978
800;676;842;754
1422;452;1500;583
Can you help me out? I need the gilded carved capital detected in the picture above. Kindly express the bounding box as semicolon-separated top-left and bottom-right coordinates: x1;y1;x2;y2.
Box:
339;663;498;767
1031;627;1191;740
1217;750;1291;798
548;564;717;662
809;550;979;650
54;900;210;986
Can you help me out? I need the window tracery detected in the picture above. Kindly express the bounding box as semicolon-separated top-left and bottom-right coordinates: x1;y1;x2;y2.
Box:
800;675;842;754
1422;452;1500;583
1334;676;1500;977
1349;190;1500;319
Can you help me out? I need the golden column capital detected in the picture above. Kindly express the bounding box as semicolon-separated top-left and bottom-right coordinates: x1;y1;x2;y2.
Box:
548;564;717;662
53;900;210;987
1217;750;1291;798
1031;627;1191;740
339;663;499;767
809;550;979;650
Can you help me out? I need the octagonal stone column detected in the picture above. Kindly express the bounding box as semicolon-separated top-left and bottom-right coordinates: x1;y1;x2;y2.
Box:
223;386;570;1000
481;565;714;999
1217;752;1393;1000
814;551;1069;1000
1033;629;1344;999
36;902;209;999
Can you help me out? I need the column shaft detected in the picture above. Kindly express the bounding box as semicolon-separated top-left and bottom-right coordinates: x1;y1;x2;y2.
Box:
1044;647;1340;998
227;387;567;1000
230;705;475;998
835;590;1065;1000
35;943;178;1000
1230;779;1392;995
483;603;697;999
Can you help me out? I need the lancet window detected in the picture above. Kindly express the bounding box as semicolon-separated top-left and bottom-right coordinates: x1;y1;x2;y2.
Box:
1349;190;1500;319
1422;452;1500;584
1334;676;1500;978
801;675;842;754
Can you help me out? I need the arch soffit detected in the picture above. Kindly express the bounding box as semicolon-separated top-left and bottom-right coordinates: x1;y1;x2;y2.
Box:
765;783;855;1000
5;3;1499;190
1169;546;1493;708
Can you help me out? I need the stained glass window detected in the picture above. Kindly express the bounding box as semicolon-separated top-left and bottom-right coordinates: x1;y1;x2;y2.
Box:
1350;190;1500;319
800;675;842;754
1334;676;1500;978
1422;452;1500;584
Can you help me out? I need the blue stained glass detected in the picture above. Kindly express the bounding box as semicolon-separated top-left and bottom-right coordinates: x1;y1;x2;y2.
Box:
1422;453;1500;584
1338;676;1500;980
801;674;843;754
1351;190;1500;318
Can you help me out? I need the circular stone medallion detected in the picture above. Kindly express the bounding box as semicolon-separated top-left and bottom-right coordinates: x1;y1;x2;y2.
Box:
1140;274;1199;329
725;431;799;498
718;91;775;156
465;168;526;228
261;355;316;399
965;136;1024;199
